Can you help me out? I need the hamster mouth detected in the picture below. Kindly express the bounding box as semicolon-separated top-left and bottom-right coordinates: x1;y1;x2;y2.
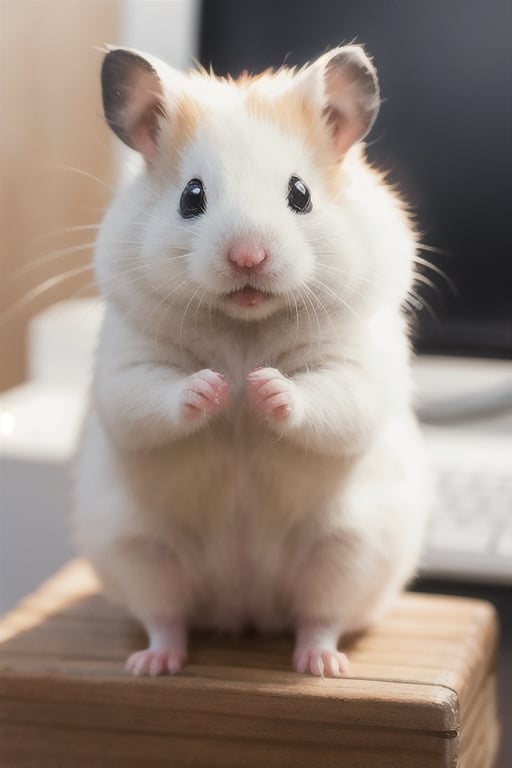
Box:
227;286;271;308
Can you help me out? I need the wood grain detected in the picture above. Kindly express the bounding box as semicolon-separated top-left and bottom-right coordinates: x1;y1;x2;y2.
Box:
0;0;118;391
0;561;500;767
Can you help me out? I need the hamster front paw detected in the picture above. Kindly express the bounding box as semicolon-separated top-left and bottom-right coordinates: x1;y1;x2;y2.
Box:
181;369;230;421
247;367;304;424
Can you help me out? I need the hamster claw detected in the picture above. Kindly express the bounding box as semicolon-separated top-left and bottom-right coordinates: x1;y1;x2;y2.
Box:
292;648;350;678
125;648;187;677
246;367;298;422
181;369;230;421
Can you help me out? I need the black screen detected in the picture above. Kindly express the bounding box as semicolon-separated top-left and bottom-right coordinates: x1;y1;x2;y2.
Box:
200;0;512;358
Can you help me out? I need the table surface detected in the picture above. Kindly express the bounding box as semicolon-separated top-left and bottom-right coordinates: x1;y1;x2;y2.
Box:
0;561;501;768
415;577;512;768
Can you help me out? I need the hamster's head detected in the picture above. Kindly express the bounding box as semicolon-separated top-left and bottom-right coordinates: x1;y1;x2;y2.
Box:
98;46;408;327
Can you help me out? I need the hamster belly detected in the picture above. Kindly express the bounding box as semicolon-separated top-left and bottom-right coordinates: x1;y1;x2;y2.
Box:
75;407;426;636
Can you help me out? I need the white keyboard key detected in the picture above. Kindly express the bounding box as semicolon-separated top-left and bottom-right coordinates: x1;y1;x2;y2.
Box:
428;525;491;553
496;525;512;558
421;431;512;583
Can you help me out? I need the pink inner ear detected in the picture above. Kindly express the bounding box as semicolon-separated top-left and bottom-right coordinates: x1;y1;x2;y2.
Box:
323;103;368;158
132;120;158;163
127;68;164;163
321;50;379;159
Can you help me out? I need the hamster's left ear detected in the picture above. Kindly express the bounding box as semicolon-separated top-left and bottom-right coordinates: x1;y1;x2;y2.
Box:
297;45;380;159
101;47;175;163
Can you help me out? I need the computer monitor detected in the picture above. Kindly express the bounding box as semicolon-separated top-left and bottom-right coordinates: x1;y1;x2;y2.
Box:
200;0;511;359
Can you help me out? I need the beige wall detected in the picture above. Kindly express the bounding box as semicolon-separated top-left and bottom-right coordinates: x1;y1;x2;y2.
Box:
0;0;119;391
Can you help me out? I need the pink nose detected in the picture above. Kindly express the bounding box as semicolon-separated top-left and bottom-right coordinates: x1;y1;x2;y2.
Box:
228;241;268;269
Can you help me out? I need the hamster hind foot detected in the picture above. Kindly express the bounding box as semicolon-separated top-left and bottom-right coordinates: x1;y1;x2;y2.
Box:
293;620;350;678
125;616;187;677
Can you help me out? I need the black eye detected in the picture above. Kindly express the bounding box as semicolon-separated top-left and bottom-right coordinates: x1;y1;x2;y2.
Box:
287;175;312;214
180;178;206;219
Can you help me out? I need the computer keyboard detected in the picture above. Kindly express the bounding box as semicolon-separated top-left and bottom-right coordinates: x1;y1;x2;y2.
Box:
414;355;512;585
419;425;512;585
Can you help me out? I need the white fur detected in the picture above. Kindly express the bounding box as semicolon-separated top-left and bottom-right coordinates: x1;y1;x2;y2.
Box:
74;47;428;675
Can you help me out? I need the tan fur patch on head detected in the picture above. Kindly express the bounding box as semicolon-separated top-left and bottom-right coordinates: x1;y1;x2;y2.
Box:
245;89;317;144
175;93;203;153
242;78;343;197
160;92;203;176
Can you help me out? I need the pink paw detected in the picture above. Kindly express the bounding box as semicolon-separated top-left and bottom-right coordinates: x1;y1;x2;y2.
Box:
125;648;187;677
247;367;299;422
293;648;350;678
181;369;229;420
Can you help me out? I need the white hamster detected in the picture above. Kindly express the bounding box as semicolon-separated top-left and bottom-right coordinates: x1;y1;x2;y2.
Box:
74;45;428;677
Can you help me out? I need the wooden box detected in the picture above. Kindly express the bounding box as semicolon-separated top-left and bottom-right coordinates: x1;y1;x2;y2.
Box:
0;561;500;768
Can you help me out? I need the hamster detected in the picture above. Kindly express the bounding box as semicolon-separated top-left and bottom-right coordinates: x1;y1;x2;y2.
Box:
74;44;428;678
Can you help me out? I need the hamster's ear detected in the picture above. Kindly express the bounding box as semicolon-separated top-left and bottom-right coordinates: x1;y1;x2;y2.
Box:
297;45;380;159
101;48;173;163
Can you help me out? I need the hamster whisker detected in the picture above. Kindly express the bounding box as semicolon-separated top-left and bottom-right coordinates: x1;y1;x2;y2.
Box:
6;240;189;287
33;223;102;244
416;241;448;257
104;241;191;250
413;256;458;295
314;261;380;289
105;273;156;328
0;263;94;327
293;293;303;351
46;165;173;229
298;285;325;342
46;164;116;194
284;290;301;352
48;263;150;307
404;289;440;327
179;288;202;355
301;283;340;338
403;294;422;314
150;278;193;347
411;272;442;296
207;292;215;334
49;159;155;216
157;280;194;349
68;279;99;301
307;277;361;323
194;288;213;321
7;242;97;283
316;274;367;309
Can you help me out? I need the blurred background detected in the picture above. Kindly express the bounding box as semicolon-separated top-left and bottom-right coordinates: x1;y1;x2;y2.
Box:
0;0;510;762
0;0;199;394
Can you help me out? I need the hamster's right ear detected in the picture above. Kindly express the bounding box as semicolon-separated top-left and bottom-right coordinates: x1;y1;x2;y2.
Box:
295;45;380;159
101;48;175;163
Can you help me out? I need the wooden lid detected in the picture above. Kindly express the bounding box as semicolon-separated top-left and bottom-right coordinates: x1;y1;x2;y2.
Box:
0;560;500;768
